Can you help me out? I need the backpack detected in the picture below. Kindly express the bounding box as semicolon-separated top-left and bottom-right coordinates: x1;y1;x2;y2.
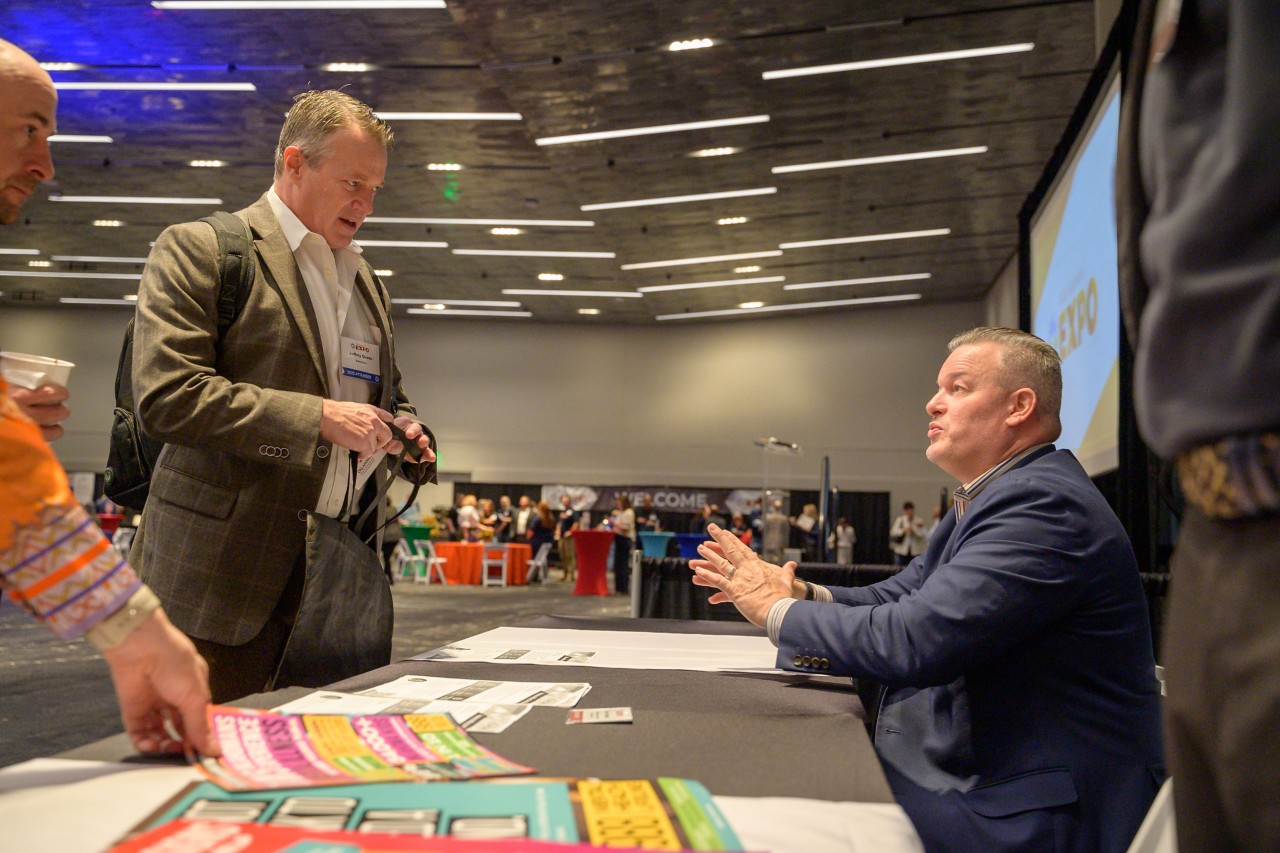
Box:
103;211;255;511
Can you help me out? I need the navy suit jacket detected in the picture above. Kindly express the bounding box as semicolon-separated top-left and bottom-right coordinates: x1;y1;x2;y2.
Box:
777;448;1164;852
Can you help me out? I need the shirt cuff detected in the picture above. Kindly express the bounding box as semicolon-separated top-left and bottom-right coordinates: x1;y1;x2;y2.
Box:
86;585;162;651
810;583;833;603
766;597;796;646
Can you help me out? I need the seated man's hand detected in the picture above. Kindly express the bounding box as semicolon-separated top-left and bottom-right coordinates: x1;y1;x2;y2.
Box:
100;609;220;757
10;383;70;442
386;415;436;464
689;524;797;627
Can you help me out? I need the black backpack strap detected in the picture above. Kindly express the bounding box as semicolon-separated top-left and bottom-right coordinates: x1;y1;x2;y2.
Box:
199;211;255;337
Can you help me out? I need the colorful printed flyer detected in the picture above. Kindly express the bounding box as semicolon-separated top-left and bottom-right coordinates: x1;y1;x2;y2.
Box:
136;776;743;850
201;706;534;791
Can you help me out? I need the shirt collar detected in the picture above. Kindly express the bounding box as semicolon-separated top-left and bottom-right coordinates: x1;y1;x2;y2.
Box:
266;187;364;258
953;443;1052;519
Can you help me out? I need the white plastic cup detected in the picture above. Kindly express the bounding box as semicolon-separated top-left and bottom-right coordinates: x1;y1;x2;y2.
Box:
0;351;75;389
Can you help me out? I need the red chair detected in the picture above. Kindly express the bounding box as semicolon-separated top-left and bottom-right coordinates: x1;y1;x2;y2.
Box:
96;513;124;536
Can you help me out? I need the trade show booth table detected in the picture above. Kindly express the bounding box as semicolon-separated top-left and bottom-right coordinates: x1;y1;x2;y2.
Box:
432;541;531;585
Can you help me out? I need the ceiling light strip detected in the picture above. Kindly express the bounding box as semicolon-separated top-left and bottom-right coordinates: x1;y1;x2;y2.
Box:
656;293;922;321
762;43;1035;80
454;249;616;259
153;0;446;8
784;273;932;290
582;186;776;211
408;308;533;317
537;115;769;147
780;228;950;250
59;297;138;305
501;289;642;298
51;255;149;264
637;275;784;293
772;146;989;174
54;82;256;91
0;270;142;280
375;112;523;121
365;217;595;227
49;135;114;143
0;248;40;256
390;299;521;307
357;239;449;248
49;195;223;205
620;250;782;271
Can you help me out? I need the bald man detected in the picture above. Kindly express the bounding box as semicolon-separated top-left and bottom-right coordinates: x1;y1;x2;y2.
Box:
0;39;217;757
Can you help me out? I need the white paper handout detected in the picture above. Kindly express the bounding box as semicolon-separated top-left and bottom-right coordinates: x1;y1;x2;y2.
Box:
414;626;781;673
271;690;533;733
350;674;591;709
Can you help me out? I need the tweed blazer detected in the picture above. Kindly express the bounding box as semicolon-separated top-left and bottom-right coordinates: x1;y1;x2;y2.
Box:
131;193;432;645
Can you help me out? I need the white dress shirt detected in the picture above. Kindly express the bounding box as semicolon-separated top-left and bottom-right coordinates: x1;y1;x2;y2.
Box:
267;189;384;518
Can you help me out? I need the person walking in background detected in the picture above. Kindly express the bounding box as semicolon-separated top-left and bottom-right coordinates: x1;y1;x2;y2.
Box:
495;494;514;541
609;495;636;595
1118;4;1280;848
792;503;821;560
889;501;927;566
555;494;580;583
529;500;556;554
635;494;661;533
829;517;857;564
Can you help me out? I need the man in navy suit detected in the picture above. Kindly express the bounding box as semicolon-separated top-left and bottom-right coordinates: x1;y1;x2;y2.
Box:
692;327;1163;852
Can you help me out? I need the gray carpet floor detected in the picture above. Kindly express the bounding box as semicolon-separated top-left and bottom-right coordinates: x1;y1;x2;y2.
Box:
0;571;627;768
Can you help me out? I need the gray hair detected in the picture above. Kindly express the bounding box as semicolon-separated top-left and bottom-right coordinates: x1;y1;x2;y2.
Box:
948;327;1062;432
274;90;393;177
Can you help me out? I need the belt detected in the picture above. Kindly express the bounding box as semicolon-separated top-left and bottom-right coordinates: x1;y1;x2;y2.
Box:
1176;430;1280;520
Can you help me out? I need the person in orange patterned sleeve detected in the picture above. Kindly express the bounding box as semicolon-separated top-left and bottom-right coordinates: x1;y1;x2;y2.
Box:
0;38;218;757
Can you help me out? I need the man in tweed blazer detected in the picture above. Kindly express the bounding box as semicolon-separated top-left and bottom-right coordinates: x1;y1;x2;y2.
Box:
131;91;436;702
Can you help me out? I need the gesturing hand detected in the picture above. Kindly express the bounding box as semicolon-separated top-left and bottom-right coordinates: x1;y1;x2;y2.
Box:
385;415;436;464
688;523;797;628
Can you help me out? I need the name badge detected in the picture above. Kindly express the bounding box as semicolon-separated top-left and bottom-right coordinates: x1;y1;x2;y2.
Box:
340;336;380;383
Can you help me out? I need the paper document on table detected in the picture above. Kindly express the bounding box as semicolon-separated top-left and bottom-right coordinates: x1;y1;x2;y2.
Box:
414;626;781;672
273;690;531;733
354;673;592;708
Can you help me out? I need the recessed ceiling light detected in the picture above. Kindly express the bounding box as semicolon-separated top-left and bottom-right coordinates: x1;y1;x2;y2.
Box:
733;265;761;273
50;255;148;263
0;248;40;255
54;82;256;92
321;62;373;72
50;134;113;143
537;115;769;147
620;250;782;270
578;308;601;315
50;195;223;205
153;0;447;8
656;293;923;321
188;159;227;167
490;227;523;236
40;63;85;71
27;260;52;268
772;146;989;175
784;273;933;290
582;186;776;211
688;147;740;158
669;38;715;51
374;269;394;276
390;299;522;307
738;301;765;309
357;239;449;248
717;216;748;226
375;112;523;121
454;249;615;259
636;276;784;293
501;289;642;298
365;217;594;227
779;228;950;250
125;294;139;301
94;220;125;227
762;43;1035;80
426;163;462;171
538;273;564;281
0;270;142;279
58;297;138;305
407;308;534;318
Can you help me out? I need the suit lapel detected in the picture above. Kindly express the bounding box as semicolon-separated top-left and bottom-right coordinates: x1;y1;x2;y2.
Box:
353;264;393;409
242;194;328;393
